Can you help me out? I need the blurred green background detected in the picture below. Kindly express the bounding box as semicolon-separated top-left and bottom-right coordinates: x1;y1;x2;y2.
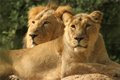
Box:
0;0;120;63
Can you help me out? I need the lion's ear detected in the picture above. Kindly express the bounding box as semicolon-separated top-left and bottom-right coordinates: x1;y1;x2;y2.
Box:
55;5;72;18
62;12;73;24
90;11;103;23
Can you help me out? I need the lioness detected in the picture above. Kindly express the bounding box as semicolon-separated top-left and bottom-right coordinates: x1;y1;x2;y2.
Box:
61;11;120;79
24;5;71;48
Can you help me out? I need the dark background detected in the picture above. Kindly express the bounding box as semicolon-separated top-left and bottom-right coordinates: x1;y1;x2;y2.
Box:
0;0;120;63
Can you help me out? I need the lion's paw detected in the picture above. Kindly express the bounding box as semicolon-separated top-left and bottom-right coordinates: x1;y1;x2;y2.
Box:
8;75;21;80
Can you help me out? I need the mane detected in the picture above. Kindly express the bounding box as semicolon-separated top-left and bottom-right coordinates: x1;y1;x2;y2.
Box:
27;5;72;25
28;6;45;20
55;5;73;18
24;5;72;48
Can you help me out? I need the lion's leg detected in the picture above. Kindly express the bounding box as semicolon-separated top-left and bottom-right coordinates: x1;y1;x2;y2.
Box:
61;62;98;78
0;51;15;79
87;63;120;79
0;63;14;79
9;75;21;80
61;62;120;79
106;60;120;68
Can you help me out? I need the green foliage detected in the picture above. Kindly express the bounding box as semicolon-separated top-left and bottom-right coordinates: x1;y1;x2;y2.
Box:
0;0;120;62
0;0;46;49
100;1;120;62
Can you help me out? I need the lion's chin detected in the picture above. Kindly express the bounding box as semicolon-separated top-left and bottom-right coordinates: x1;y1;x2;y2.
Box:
73;43;88;52
31;42;37;48
74;47;87;53
75;44;88;48
31;44;35;48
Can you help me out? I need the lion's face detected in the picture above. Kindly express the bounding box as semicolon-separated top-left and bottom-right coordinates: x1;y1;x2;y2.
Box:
63;11;103;52
26;9;64;48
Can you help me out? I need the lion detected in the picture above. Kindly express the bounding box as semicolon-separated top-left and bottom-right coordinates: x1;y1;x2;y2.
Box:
6;5;72;80
7;4;72;80
0;11;120;80
24;5;72;48
61;11;120;79
0;6;67;80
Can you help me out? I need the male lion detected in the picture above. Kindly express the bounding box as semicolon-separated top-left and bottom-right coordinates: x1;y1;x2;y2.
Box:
8;5;72;80
0;5;68;79
24;5;71;48
8;5;68;80
0;6;66;79
61;11;120;79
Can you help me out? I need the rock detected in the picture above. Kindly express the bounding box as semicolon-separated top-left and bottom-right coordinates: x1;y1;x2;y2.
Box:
62;73;114;80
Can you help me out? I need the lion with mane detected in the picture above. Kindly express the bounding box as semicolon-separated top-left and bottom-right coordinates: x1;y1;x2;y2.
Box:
23;5;71;48
0;5;71;80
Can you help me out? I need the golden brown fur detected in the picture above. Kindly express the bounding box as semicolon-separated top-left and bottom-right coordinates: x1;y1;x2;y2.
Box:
0;5;68;79
0;11;120;80
28;6;45;20
24;5;120;80
61;11;120;79
0;37;63;80
0;5;70;80
5;5;72;80
24;5;72;48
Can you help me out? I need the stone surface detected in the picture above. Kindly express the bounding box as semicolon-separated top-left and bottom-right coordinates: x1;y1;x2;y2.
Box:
62;73;114;80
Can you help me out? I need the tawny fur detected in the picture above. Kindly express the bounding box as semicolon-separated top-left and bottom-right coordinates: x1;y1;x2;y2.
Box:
0;11;120;80
24;5;72;48
28;6;46;20
61;11;120;79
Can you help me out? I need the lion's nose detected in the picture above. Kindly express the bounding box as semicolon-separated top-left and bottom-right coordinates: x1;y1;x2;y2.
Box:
74;36;84;42
29;34;37;39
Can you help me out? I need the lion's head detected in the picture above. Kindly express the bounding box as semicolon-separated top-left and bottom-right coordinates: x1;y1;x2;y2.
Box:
62;11;103;52
24;6;71;48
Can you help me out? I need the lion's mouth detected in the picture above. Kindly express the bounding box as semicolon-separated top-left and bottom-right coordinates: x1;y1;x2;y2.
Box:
75;44;88;48
73;36;88;48
74;39;88;48
31;41;38;48
33;41;38;45
32;41;38;45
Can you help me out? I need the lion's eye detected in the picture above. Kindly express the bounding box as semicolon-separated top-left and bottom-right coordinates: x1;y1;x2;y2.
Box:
43;21;50;29
85;23;91;28
44;21;50;25
71;25;76;29
43;21;50;27
32;21;35;24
